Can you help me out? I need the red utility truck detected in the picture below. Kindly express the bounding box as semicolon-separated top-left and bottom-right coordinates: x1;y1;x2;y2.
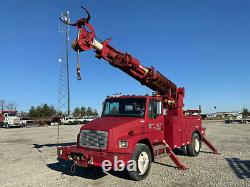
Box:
57;7;219;181
0;113;4;125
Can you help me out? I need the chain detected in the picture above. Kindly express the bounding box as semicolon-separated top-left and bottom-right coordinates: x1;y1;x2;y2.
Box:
71;162;76;173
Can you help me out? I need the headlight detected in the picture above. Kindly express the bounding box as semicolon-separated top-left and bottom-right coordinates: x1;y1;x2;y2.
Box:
119;140;128;148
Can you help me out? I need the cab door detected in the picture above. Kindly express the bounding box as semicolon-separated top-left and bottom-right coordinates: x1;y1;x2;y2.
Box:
146;99;164;144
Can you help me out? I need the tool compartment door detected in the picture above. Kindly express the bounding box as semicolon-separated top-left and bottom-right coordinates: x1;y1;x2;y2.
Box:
180;117;190;145
164;117;183;149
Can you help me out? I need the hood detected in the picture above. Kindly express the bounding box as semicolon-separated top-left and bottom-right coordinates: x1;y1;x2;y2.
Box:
80;116;142;131
6;116;19;119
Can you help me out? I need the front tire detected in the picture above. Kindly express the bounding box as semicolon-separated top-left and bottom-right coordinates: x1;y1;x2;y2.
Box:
128;143;152;181
187;133;201;157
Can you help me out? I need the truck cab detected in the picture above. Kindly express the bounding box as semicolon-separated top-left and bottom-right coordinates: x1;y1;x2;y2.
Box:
79;95;165;152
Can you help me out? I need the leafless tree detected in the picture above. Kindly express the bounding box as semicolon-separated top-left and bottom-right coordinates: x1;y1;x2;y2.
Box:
5;102;17;110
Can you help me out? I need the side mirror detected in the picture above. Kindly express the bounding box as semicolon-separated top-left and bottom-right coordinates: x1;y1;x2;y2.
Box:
163;108;167;115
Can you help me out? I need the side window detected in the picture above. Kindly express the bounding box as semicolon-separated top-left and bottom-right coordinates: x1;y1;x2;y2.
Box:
148;100;162;119
105;101;119;114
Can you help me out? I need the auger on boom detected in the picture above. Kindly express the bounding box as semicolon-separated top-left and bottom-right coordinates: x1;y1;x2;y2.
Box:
58;6;219;181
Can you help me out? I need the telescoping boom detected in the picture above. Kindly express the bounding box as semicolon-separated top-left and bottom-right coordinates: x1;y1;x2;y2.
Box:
61;6;177;103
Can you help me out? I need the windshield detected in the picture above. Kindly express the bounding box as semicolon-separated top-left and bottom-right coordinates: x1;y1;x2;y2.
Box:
6;113;16;117
102;98;146;117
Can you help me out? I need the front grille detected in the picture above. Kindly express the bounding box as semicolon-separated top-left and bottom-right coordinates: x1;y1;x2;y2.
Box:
14;119;20;124
80;130;108;150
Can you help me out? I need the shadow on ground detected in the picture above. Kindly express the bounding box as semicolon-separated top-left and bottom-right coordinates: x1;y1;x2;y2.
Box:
33;142;76;153
153;161;176;168
33;142;76;149
225;157;250;179
47;159;131;180
200;150;216;154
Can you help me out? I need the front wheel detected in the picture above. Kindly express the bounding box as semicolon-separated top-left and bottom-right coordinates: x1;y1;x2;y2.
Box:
128;143;152;181
187;133;201;157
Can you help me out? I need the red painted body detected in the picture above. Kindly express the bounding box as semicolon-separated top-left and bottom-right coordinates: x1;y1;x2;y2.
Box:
0;110;17;121
57;12;219;171
1;110;17;114
0;114;3;123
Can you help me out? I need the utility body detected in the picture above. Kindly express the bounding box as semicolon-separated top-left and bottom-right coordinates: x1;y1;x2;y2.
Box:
57;7;219;180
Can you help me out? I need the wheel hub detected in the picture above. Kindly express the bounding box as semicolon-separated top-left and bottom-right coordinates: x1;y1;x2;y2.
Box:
138;151;149;175
194;138;200;152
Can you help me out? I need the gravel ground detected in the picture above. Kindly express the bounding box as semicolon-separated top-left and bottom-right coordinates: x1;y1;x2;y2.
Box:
0;121;249;187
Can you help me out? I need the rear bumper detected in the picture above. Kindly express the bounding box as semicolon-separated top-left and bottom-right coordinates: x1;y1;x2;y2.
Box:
57;146;131;168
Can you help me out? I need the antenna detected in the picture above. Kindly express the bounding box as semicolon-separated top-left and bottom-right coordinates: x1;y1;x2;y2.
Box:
58;11;70;116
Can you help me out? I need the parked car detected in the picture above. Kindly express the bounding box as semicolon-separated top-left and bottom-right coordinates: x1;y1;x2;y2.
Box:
61;116;79;125
80;116;97;124
20;117;34;126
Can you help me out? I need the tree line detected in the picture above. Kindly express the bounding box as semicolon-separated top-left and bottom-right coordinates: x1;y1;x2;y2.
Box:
27;104;98;118
242;108;250;117
72;107;98;117
29;104;57;118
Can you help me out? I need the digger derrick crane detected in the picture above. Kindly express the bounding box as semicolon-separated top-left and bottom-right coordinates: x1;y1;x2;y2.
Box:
58;7;219;180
